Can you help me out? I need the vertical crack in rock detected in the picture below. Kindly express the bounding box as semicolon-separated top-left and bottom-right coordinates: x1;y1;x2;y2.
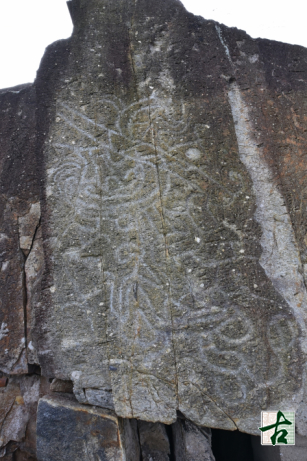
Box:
147;91;169;260
23;222;40;348
18;203;41;258
22;255;28;354
138;428;144;461
165;422;175;461
24;219;43;366
15;203;41;371
147;91;179;404
127;1;138;85
20;205;41;364
121;13;141;418
97;146;116;415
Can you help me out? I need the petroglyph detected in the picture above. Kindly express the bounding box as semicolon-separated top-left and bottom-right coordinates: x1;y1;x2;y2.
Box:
44;85;302;427
2;0;307;453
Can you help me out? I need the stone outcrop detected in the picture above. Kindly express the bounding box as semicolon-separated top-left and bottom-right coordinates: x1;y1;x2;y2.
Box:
36;395;128;461
1;0;307;459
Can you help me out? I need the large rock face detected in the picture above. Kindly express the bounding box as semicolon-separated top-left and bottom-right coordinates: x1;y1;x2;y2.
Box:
1;0;307;458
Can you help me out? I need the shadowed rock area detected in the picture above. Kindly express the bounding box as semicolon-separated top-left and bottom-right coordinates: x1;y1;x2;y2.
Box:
1;0;307;459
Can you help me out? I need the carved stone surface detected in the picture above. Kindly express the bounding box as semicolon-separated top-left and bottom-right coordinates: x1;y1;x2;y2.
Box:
1;0;307;457
31;0;307;434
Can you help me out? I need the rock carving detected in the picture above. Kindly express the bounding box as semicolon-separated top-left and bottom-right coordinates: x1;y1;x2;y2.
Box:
1;0;307;459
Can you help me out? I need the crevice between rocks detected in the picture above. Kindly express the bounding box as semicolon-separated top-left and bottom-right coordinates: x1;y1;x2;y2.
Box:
165;423;176;461
136;422;144;461
21;217;41;365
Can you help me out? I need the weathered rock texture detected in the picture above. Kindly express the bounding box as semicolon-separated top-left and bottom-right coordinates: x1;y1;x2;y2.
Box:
36;395;128;461
173;418;215;461
1;0;307;458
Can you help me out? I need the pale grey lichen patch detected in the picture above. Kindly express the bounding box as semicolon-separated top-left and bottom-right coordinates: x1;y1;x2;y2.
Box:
185;148;202;161
1;261;9;272
248;54;259;64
